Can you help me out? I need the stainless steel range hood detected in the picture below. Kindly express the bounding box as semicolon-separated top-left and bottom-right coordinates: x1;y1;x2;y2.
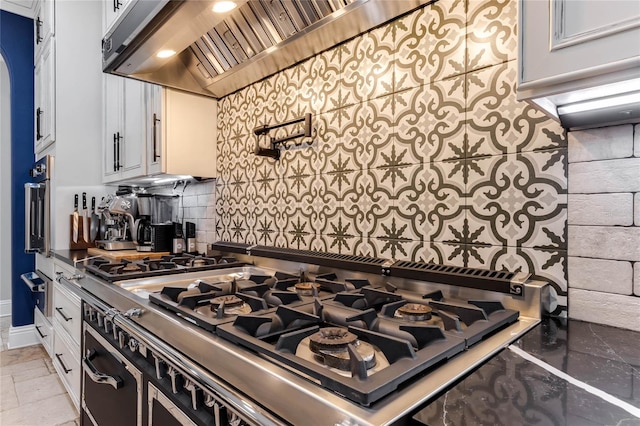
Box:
103;0;429;99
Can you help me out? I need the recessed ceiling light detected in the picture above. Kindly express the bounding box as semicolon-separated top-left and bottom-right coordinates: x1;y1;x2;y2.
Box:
212;1;237;13
156;49;176;58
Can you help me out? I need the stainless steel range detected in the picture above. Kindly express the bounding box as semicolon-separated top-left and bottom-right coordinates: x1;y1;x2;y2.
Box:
71;243;547;426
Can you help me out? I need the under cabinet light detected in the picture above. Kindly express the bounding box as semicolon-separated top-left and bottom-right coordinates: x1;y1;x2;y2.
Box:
557;91;640;115
156;49;176;59
212;1;237;13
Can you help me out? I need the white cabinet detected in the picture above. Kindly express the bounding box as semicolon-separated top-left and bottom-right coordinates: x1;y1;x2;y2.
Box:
102;80;217;184
103;74;146;183
34;40;55;154
33;0;54;60
518;0;640;128
102;0;131;34
52;259;81;410
146;85;217;178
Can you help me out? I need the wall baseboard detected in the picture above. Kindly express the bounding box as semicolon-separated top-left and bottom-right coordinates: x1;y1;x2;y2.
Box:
0;299;11;317
8;324;39;349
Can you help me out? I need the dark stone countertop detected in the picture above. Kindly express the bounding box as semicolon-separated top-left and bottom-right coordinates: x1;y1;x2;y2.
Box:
413;317;640;426
51;249;90;268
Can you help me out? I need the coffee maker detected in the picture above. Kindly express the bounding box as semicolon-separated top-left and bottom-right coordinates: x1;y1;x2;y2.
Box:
134;194;153;252
134;194;179;252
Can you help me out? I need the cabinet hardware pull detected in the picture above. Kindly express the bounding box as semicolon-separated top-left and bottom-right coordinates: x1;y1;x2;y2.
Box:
116;132;122;170
36;108;42;140
152;113;160;162
55;353;72;374
55;307;72;322
35;325;47;338
36;17;43;44
113;133;117;171
83;349;123;389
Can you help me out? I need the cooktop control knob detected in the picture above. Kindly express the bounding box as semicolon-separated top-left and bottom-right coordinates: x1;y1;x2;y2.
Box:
128;337;138;352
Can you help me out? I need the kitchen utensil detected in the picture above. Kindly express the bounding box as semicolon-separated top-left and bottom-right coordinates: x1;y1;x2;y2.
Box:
185;221;196;253
90;196;100;242
82;192;89;242
72;194;79;243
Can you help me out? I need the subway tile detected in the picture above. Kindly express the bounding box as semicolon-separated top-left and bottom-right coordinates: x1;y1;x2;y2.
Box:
568;124;634;163
634;263;640;296
568;193;634;226
569;289;640;332
568;225;640;261
569;158;640;193
636;193;640;226
568;257;633;295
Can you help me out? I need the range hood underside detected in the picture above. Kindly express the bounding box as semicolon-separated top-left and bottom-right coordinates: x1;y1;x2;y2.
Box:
106;0;430;99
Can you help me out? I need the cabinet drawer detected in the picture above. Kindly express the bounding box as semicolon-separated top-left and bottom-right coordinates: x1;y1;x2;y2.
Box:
53;284;81;345
34;307;53;356
53;322;80;411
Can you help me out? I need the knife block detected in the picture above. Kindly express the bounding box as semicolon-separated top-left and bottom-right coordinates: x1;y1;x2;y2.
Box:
69;215;94;249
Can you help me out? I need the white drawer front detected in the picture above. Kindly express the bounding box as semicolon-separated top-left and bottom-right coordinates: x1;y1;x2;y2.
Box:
53;322;81;410
34;307;53;356
53;284;81;345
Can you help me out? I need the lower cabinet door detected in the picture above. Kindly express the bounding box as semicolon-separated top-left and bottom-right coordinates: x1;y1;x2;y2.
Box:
82;324;142;426
53;323;81;410
148;383;196;426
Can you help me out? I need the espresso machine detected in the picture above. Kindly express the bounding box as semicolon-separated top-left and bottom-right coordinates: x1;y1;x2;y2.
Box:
95;194;138;250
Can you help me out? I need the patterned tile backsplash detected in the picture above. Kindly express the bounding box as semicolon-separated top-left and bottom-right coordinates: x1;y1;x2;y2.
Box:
213;0;568;312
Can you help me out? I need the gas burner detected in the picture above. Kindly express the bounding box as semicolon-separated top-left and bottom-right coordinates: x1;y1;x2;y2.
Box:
209;295;252;317
308;327;376;371
294;282;320;296
110;263;145;274
395;303;432;321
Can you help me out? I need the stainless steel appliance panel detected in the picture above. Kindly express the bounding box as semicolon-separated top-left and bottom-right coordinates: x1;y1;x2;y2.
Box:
24;155;52;256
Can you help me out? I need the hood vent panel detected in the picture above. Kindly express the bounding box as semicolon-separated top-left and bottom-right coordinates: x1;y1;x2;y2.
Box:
103;0;429;99
190;0;354;80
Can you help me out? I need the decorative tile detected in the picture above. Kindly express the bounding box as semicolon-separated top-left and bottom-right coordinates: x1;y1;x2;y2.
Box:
298;47;341;115
394;76;466;163
342;169;391;239
339;98;394;171
466;0;517;72
466;151;568;249
466;61;568;157
285;207;314;250
513;247;568;296
370;232;424;261
394;0;466;91
341;25;395;106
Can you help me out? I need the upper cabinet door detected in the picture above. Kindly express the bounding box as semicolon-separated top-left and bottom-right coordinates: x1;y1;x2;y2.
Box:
120;78;146;180
103;0;132;34
103;74;123;181
34;41;55;155
519;0;640;94
34;0;55;60
145;84;164;176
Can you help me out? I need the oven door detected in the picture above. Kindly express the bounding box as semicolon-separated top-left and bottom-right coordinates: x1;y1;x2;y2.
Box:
148;382;196;426
82;324;143;426
20;270;52;318
24;182;50;255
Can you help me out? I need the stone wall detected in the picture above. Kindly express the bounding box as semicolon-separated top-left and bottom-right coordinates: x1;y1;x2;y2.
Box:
567;124;640;331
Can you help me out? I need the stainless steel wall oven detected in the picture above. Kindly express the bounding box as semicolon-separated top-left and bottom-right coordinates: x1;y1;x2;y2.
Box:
25;155;52;256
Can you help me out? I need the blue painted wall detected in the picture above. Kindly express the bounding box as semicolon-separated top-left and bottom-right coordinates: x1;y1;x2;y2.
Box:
1;10;35;327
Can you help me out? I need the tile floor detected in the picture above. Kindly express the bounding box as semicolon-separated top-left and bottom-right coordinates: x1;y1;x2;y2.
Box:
0;316;80;426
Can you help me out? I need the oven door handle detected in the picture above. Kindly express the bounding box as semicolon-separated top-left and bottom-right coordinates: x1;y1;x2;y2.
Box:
83;349;123;390
20;272;46;292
